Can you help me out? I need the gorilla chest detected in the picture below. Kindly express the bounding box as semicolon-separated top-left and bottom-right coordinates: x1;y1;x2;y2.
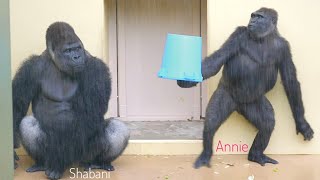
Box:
225;55;277;78
223;52;278;102
242;41;279;65
41;73;79;102
224;45;279;90
226;41;279;78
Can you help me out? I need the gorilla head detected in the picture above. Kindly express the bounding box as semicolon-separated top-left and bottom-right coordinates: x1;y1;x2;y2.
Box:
46;22;87;75
248;7;278;38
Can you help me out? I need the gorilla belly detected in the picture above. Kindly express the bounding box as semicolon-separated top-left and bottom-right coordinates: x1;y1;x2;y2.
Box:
222;55;278;103
33;95;75;131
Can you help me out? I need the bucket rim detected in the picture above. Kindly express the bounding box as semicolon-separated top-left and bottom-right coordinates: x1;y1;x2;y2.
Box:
167;33;202;39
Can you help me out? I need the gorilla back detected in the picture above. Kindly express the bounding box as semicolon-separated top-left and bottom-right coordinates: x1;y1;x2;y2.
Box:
13;22;129;180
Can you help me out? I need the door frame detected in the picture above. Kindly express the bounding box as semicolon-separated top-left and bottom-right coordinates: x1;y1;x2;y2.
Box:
107;0;208;119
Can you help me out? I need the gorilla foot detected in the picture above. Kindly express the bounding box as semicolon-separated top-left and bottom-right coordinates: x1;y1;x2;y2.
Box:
194;153;211;169
45;169;63;180
26;164;46;172
84;162;115;171
248;153;278;166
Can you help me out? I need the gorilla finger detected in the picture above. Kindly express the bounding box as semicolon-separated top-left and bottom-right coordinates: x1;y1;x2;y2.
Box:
104;165;115;171
177;80;187;88
304;132;314;141
264;156;279;164
177;80;197;88
302;128;314;141
46;170;62;180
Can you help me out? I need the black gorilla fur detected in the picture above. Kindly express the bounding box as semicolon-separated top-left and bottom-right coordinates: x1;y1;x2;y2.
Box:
178;8;314;168
13;22;129;179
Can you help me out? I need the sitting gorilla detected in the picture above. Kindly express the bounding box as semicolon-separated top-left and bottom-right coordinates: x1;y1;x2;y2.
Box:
178;8;314;168
13;22;129;179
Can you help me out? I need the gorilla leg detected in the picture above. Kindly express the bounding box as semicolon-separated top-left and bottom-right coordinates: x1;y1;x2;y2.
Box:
19;115;46;172
194;86;237;168
238;96;278;166
84;118;130;171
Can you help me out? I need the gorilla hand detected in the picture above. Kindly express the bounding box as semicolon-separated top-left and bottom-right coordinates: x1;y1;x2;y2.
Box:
177;80;198;88
296;119;314;141
14;150;19;169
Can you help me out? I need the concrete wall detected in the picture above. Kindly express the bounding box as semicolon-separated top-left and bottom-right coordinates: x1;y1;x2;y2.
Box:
10;0;107;76
207;0;320;154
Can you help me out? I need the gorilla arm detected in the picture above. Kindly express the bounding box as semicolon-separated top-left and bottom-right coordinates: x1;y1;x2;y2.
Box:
177;27;246;88
94;59;112;115
279;42;314;140
12;56;40;148
12;56;40;168
83;57;111;116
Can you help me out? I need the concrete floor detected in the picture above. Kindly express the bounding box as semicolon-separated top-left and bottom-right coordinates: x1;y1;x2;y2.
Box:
15;155;320;180
14;121;320;179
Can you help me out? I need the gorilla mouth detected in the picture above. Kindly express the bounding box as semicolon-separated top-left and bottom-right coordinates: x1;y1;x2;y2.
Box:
248;24;254;30
73;64;85;72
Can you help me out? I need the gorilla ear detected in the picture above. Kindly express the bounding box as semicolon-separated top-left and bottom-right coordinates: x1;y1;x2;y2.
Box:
271;17;277;25
85;50;91;58
47;42;55;59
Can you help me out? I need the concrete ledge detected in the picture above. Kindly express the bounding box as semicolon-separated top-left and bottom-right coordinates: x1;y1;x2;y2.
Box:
17;140;203;156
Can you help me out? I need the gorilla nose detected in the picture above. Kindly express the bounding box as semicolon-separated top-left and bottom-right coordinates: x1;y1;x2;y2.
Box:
73;55;81;60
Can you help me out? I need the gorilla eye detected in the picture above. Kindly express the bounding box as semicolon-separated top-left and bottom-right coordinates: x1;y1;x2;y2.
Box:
251;13;263;19
257;15;263;18
64;48;72;53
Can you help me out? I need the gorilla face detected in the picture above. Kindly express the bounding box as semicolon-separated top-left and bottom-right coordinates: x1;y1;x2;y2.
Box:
54;41;86;75
46;22;87;76
248;10;276;38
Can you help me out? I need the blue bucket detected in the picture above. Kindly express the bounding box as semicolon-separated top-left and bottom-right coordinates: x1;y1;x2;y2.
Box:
158;33;203;82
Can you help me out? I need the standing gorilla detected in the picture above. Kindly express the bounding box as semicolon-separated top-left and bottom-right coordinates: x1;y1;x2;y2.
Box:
13;22;129;179
178;8;314;168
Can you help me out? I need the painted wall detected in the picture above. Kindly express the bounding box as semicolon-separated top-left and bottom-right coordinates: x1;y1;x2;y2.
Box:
9;0;319;154
207;0;320;154
10;0;108;77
